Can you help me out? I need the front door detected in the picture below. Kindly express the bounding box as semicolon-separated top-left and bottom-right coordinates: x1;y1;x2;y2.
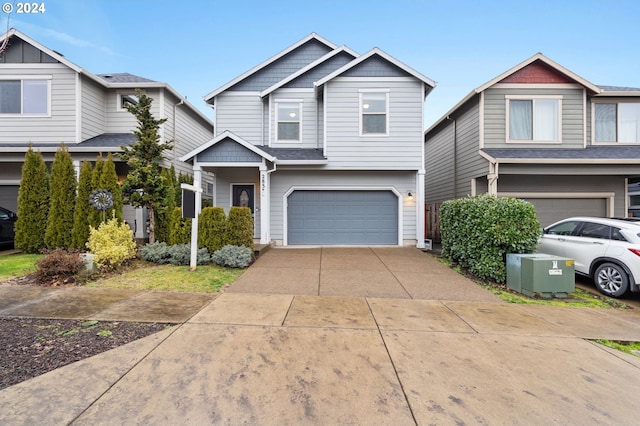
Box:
232;184;255;214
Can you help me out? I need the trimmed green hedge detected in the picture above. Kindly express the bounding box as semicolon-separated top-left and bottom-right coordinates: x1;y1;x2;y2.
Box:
440;195;540;283
199;207;226;253
225;206;254;249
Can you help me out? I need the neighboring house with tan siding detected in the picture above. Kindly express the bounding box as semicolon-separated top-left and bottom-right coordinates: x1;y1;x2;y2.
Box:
424;53;640;240
0;29;214;240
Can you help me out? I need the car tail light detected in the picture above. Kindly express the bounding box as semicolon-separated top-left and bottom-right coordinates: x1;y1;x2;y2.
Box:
629;248;640;257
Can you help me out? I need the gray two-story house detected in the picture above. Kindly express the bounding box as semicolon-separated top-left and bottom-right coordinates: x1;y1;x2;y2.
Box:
181;33;435;247
0;29;214;238
425;53;640;239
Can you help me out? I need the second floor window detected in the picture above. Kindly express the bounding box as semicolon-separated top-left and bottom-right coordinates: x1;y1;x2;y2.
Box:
361;91;388;135
277;102;301;142
595;102;640;143
0;79;49;115
507;97;560;142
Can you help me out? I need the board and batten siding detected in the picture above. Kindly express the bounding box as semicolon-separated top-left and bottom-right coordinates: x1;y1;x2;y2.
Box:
324;78;424;170
0;63;77;144
269;88;319;149
269;170;417;244
483;87;585;149
214;92;263;145
80;76;106;141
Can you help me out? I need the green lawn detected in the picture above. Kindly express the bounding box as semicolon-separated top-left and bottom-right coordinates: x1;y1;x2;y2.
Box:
86;263;245;292
0;253;43;281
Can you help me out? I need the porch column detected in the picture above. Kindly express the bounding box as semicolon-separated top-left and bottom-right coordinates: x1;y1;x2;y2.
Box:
416;170;425;249
259;165;270;244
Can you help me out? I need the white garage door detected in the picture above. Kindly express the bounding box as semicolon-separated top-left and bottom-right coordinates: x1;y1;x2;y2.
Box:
526;198;607;227
287;190;398;245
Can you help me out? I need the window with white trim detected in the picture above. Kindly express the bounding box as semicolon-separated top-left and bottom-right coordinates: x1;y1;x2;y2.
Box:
360;91;388;135
276;102;301;142
506;96;561;142
595;102;640;143
0;79;49;115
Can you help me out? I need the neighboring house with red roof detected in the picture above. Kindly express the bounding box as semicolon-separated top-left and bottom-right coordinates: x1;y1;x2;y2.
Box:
424;53;640;239
181;33;436;247
0;29;214;239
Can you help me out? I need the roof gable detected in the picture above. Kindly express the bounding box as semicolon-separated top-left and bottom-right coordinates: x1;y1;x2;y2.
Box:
180;131;276;163
204;33;338;102
315;48;436;94
0;35;59;64
498;60;576;84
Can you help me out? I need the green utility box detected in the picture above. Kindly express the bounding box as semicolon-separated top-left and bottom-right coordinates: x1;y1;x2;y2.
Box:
506;254;575;298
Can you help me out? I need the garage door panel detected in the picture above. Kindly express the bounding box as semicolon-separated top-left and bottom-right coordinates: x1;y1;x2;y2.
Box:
526;198;607;227
288;190;398;245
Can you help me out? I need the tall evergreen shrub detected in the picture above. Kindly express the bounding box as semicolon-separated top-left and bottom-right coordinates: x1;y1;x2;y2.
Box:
45;144;77;249
169;206;191;245
154;167;177;243
225;206;254;249
440;195;540;283
71;160;93;249
99;153;123;221
89;154;105;228
198;207;226;252
15;147;50;253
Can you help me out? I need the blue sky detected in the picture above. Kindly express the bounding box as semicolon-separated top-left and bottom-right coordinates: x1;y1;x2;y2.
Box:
4;0;639;127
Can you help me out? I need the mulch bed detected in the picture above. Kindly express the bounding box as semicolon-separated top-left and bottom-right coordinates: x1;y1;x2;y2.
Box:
0;317;169;390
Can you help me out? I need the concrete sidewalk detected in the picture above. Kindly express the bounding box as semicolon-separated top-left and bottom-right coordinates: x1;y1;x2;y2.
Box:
2;247;640;424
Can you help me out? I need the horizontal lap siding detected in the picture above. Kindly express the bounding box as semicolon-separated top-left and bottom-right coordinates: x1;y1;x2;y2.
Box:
484;87;585;149
454;100;484;197
0;64;76;144
80;77;106;141
270;170;417;243
215;92;263;145
270;89;319;149
324;79;423;169
425;124;454;203
105;88;160;134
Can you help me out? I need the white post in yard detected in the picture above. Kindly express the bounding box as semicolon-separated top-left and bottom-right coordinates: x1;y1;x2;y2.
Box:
182;166;202;271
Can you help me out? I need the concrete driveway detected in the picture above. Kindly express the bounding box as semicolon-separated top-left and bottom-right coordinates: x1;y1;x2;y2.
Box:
229;246;502;301
2;247;640;424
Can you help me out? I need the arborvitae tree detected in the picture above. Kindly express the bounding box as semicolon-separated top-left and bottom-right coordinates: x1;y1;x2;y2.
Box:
71;160;93;249
45;144;77;249
169;206;191;245
154;167;177;243
225;206;254;249
89;153;105;228
99;153;123;221
198;207;226;252
119;90;173;243
175;172;193;207
15;147;50;253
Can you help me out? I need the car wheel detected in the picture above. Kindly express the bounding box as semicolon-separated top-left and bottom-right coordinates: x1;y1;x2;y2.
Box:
594;262;629;298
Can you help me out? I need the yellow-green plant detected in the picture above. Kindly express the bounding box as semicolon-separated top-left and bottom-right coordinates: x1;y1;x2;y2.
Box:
86;216;137;270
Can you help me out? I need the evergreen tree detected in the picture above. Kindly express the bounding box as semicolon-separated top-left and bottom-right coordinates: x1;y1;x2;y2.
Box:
119;90;173;243
15;147;50;253
99;153;123;221
71;160;93;249
45;144;77;249
89;154;105;227
154;167;176;243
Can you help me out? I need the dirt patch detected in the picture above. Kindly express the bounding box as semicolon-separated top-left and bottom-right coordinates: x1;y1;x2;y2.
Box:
0;317;169;390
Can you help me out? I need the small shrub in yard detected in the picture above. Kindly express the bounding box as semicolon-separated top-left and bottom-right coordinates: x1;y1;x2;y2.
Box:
86;216;137;270
34;249;84;284
212;245;253;268
440;195;540;283
169;207;191;245
225;206;254;249
139;242;172;264
168;244;211;266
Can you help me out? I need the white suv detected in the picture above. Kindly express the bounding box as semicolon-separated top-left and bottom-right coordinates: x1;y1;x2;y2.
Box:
537;217;640;298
